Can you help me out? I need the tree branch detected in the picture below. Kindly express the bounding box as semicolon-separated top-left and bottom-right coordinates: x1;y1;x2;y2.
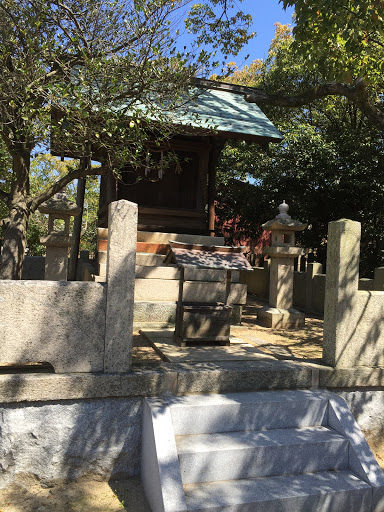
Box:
30;164;104;213
245;79;384;132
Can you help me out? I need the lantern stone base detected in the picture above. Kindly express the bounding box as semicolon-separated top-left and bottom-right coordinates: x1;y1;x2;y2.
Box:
257;306;305;329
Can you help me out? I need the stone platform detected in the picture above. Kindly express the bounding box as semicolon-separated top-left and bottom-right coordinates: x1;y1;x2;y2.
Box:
140;329;277;363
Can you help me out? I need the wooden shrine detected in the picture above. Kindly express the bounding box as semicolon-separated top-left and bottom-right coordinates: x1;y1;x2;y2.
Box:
96;80;283;236
164;241;253;346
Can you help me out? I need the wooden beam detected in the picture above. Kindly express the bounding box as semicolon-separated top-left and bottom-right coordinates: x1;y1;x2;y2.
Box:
208;137;226;237
68;173;86;281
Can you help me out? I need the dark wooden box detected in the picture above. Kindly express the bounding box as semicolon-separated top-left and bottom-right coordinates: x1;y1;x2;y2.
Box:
174;303;232;346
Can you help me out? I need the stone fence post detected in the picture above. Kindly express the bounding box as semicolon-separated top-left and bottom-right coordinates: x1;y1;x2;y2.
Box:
323;219;361;367
104;200;138;373
305;262;323;312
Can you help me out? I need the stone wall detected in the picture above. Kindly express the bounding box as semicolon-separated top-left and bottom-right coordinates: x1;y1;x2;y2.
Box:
0;397;142;489
0;199;137;374
242;258;384;318
0;281;107;372
1;381;384;489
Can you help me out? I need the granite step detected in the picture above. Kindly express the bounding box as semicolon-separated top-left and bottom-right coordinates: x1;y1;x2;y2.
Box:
176;426;349;484
183;471;372;512
168;390;329;435
141;391;384;512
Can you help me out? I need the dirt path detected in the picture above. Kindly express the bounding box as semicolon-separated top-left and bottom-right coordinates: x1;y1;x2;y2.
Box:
0;475;150;512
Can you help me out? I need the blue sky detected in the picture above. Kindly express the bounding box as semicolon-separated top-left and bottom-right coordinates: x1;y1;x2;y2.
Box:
233;0;295;65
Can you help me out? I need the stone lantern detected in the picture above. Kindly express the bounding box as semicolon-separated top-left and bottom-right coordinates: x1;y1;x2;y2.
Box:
38;193;81;281
258;200;307;328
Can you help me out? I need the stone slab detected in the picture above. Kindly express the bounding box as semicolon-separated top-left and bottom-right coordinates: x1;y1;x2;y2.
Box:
167;390;329;435
135;265;240;283
134;279;247;304
174;361;315;395
140;330;278;363
133;302;242;326
177;426;348;484
257;306;305;329
137;231;224;246
184;471;372;512
142;398;187;512
0;369;175;403
135;253;166;266
319;367;384;388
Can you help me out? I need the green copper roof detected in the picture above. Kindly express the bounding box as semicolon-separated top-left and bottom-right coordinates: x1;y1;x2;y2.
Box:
172;87;283;143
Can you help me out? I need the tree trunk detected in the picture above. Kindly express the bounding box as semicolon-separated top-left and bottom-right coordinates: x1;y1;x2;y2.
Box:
0;203;29;279
0;151;31;280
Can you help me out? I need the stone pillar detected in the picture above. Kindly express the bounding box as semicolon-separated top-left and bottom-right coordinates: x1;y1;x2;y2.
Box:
323;219;361;368
104;200;138;373
374;267;384;291
305;262;323;312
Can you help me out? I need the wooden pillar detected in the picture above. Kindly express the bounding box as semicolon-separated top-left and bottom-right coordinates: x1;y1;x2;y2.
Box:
207;137;225;237
97;160;117;228
68;157;88;281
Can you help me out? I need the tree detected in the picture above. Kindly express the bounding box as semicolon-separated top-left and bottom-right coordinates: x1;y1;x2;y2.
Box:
216;23;384;275
0;0;254;279
243;1;384;132
26;155;99;256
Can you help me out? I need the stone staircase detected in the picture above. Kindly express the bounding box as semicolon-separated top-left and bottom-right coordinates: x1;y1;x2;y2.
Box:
142;390;384;512
89;229;247;326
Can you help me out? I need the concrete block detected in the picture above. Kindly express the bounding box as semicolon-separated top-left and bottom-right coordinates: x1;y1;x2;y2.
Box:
257;306;305;329
141;398;187;512
167;390;329;435
177;426;348;484
184;471;372;512
105;200;137;373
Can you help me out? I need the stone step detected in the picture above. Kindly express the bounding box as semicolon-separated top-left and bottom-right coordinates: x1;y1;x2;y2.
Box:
133;302;242;326
135;265;240;283
142;391;384;512
137;230;225;246
176;426;349;484
134;279;247;304
135;252;166;266
168;391;329;435
183;471;372;512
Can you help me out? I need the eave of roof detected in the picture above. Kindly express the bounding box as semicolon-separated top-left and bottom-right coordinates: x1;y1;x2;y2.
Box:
167;79;283;143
